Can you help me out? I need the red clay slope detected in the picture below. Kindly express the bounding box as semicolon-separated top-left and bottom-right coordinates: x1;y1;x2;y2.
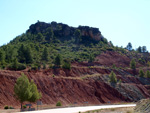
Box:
0;69;129;108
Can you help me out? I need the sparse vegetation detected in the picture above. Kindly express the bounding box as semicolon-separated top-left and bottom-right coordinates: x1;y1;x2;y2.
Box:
109;71;117;83
4;105;9;109
139;69;145;77
130;59;136;70
146;70;150;78
56;101;62;106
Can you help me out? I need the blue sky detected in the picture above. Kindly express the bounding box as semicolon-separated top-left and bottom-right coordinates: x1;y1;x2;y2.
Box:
0;0;150;51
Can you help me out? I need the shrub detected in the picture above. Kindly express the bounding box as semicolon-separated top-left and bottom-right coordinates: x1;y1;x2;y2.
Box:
56;101;62;106
62;60;71;70
23;105;27;109
49;64;53;68
8;63;26;71
146;70;150;78
52;74;55;78
130;59;136;70
4;105;9;109
9;106;14;109
43;63;46;69
109;71;117;83
139;69;145;77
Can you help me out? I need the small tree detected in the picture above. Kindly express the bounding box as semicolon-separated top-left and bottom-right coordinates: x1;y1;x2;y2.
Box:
14;73;41;109
137;46;142;53
139;69;145;77
130;59;136;70
54;54;62;67
126;42;132;51
62;60;71;70
56;101;62;106
11;58;19;70
28;80;42;103
142;46;147;53
88;54;94;63
14;73;32;109
42;47;49;62
147;61;150;67
146;70;150;78
109;71;117;83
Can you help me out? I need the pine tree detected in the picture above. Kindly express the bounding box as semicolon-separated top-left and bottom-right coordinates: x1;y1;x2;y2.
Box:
130;59;136;70
0;50;5;63
25;46;33;64
14;73;41;109
142;46;147;53
18;45;33;64
146;70;150;78
28;80;41;103
88;54;94;63
109;71;117;83
18;44;26;63
139;69;145;77
42;47;48;61
54;54;62;67
14;73;32;109
126;42;132;51
137;46;142;53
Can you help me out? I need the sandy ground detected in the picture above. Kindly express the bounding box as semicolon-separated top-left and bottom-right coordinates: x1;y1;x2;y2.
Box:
84;107;135;113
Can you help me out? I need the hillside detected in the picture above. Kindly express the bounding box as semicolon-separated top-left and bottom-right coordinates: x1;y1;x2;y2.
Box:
0;21;150;108
0;21;108;69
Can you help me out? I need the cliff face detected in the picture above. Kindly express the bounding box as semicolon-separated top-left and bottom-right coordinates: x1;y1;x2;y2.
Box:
27;21;103;41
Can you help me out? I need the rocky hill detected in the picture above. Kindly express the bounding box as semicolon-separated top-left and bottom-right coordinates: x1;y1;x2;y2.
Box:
0;21;150;108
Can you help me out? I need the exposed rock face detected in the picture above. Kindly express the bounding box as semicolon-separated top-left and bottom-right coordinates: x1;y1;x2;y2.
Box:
27;21;103;41
78;26;101;41
0;69;129;108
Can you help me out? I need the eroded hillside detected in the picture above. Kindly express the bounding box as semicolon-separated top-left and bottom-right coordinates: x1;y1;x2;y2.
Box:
0;51;150;108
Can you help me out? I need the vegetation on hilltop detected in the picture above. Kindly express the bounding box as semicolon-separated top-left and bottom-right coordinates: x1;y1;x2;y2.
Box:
0;21;149;70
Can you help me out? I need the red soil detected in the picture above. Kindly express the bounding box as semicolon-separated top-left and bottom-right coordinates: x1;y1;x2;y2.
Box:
0;51;149;108
0;68;129;108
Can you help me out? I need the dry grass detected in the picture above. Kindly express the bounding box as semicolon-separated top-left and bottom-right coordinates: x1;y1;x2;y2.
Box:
0;109;20;113
83;107;134;113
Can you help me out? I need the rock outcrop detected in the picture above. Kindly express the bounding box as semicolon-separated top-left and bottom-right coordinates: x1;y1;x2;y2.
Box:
27;21;103;41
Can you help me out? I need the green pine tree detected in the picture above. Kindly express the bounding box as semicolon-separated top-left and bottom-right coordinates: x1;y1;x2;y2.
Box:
54;54;62;67
14;73;32;109
42;47;49;62
146;70;150;78
14;73;41;109
109;71;117;83
130;59;136;70
139;69;145;77
28;80;42;103
25;46;33;64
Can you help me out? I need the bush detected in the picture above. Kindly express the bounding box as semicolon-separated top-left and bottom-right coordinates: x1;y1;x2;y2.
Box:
4;105;9;109
139;69;145;77
109;71;117;83
8;63;26;71
43;63;46;69
31;64;39;70
62;61;71;70
130;59;136;70
52;74;55;78
56;101;62;106
9;106;14;109
23;105;27;109
146;70;150;78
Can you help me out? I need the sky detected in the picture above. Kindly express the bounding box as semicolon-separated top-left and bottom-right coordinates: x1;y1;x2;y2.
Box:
0;0;150;51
